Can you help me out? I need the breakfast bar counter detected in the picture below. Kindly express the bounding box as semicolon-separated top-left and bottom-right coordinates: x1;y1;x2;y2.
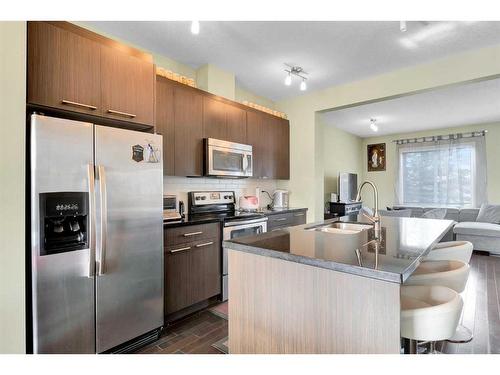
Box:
223;215;455;354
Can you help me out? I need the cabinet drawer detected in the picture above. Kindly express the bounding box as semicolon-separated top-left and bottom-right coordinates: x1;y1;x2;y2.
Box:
267;213;294;231
164;222;220;247
292;210;307;226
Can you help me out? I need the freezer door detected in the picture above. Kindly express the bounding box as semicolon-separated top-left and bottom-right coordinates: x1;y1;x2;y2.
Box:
30;114;95;353
94;125;163;352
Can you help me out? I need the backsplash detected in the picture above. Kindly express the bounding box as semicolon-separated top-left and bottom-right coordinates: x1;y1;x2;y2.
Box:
163;176;278;209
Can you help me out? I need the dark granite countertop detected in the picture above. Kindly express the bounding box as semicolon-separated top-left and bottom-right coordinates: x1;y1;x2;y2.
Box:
223;215;455;283
163;214;221;228
163;207;308;228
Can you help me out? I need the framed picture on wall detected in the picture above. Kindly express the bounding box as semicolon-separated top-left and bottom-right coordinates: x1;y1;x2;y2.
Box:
367;143;386;172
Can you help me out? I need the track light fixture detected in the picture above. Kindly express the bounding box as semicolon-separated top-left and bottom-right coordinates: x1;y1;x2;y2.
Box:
284;64;308;91
400;21;407;32
370;118;378;132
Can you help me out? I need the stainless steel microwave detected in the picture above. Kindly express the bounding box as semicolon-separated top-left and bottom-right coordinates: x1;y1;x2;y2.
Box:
204;138;253;178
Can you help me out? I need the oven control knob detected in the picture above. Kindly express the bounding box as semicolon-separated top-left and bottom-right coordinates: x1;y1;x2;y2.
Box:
201;196;206;200
195;196;201;200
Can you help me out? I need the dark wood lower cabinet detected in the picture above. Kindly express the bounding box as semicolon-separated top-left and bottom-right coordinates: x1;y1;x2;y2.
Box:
266;209;307;231
164;223;221;319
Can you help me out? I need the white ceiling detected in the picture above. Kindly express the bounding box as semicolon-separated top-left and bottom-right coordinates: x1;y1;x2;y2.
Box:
82;21;500;101
322;78;500;138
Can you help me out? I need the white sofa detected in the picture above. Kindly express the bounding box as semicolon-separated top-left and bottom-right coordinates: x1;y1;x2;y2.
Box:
392;206;500;255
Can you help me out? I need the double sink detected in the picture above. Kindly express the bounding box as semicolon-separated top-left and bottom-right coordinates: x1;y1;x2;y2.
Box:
305;221;373;234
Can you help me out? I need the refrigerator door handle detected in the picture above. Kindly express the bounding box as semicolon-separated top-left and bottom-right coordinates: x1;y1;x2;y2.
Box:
98;165;108;275
88;164;96;278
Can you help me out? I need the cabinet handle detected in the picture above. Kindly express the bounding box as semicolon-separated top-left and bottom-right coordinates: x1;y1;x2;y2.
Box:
62;99;97;110
169;246;191;253
274;218;287;222
183;231;203;237
294;213;305;217
195;241;214;248
107;109;137;118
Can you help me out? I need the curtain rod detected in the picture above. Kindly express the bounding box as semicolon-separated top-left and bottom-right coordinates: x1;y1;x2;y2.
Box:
392;130;487;145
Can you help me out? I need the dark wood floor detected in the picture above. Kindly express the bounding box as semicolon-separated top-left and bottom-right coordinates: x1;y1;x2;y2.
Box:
135;309;228;354
443;253;500;354
135;253;499;354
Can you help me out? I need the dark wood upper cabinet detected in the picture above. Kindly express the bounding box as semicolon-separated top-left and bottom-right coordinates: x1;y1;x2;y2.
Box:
226;105;247;144
154;75;289;180
246;111;265;178
174;86;204;177
203;97;227;140
155;76;175;175
27;21;155;127
276;118;290;180
100;45;154;126
28;21;101;116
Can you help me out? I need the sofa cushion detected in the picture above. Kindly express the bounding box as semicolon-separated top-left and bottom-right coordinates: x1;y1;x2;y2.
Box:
476;203;500;224
453;222;500;238
422;208;447;220
458;208;479;223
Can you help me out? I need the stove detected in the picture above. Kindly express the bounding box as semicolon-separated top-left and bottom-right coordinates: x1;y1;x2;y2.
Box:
188;191;266;223
188;191;268;301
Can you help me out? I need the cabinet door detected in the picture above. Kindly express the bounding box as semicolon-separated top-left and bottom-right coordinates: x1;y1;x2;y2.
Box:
203;97;227;140
226;105;247;144
100;45;154;126
27;22;101;115
174;87;204;176
275;118;290;179
155;77;175;175
164;246;191;314
189;240;221;305
262;115;278;179
246;111;264;178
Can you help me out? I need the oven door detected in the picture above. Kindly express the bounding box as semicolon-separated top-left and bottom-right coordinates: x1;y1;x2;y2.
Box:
206;139;253;177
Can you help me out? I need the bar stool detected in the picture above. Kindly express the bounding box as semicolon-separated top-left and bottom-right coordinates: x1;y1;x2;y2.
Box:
401;285;463;354
425;241;473;264
423;241;474;343
404;259;471;348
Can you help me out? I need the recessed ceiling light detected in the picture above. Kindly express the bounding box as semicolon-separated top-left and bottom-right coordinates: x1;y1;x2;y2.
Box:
191;21;200;35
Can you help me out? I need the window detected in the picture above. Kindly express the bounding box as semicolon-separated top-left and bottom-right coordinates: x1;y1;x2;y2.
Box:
396;139;485;208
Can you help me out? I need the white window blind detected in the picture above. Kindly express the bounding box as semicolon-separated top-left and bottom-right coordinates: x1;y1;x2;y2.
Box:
395;135;487;208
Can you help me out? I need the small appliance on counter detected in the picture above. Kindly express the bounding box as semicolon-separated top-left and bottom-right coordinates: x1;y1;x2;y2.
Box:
163;194;182;222
239;195;259;211
272;189;289;209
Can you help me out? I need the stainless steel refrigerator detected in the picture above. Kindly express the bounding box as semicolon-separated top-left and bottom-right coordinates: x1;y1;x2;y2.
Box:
30;114;163;353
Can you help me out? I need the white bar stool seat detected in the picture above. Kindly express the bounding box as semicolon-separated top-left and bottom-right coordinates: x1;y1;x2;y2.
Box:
425;241;473;264
401;285;463;344
405;260;469;293
405;259;471;346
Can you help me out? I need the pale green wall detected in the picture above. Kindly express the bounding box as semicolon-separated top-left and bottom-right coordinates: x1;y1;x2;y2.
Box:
359;121;500;209
0;21;26;354
323;123;363;205
235;85;276;109
276;43;500;222
196;64;236;100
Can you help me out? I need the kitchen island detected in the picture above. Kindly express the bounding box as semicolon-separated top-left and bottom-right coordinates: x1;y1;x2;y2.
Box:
223;215;455;354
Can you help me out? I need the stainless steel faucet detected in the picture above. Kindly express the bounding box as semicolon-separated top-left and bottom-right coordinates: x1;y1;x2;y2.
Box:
356;181;381;239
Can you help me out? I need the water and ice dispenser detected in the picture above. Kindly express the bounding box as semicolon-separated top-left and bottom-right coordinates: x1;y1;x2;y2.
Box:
39;192;89;255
